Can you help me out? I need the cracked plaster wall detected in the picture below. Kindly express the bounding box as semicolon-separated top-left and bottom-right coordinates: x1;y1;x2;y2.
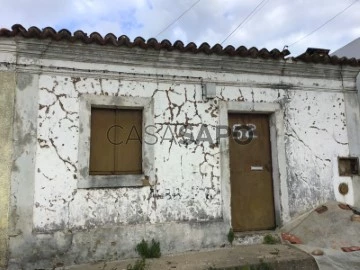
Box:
29;73;352;234
284;91;349;215
32;74;349;231
34;76;222;231
218;86;349;216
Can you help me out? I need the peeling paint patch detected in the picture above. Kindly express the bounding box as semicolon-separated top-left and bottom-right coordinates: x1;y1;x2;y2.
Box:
17;73;33;91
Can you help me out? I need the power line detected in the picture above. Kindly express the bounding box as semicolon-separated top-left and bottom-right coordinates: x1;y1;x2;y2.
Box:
289;0;359;47
155;0;201;38
221;0;269;45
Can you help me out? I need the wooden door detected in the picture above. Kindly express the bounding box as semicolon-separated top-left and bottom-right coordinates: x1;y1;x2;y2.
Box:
229;113;275;232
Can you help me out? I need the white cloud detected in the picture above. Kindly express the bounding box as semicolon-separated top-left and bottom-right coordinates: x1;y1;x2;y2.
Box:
0;0;359;56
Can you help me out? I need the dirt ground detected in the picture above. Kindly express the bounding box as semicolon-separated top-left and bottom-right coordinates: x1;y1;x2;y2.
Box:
63;244;316;270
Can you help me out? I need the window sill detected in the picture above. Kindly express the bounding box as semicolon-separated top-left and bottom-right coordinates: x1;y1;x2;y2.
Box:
77;174;146;189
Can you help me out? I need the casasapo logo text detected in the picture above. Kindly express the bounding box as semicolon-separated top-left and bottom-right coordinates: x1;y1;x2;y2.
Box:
106;124;257;145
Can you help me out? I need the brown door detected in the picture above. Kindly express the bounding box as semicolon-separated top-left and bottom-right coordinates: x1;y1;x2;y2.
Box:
229;113;275;232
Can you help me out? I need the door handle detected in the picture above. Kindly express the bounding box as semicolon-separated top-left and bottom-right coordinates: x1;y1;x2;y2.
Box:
251;166;263;171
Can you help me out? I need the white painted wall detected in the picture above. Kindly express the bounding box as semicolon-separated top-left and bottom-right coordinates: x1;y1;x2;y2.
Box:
32;71;350;230
34;76;224;230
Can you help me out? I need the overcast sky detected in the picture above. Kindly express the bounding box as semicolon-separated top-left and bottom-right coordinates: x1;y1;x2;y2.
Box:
0;0;359;56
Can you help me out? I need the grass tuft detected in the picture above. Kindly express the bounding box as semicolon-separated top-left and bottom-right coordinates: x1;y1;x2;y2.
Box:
227;228;235;245
263;234;280;245
135;239;161;259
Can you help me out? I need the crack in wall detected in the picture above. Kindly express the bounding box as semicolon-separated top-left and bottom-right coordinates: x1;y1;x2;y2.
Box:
285;119;330;164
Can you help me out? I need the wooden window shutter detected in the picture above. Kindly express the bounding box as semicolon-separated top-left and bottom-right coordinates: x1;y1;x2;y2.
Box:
89;108;142;175
115;109;142;174
89;108;116;174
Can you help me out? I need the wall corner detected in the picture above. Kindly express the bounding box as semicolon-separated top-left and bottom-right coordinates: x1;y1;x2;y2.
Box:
0;71;16;268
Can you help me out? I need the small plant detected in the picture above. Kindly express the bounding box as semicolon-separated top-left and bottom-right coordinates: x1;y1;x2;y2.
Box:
227;228;235;245
136;239;149;258
127;258;147;270
148;238;161;258
135;238;161;259
263;234;279;245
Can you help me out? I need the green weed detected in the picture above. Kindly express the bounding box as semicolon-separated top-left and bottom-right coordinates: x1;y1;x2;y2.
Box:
227;228;235;245
135;239;161;259
263;234;280;245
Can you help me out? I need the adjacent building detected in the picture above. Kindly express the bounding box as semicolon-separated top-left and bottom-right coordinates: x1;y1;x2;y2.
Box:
332;37;360;59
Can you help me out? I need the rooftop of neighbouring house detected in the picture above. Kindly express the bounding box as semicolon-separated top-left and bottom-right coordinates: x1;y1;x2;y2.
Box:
1;24;360;67
331;37;360;59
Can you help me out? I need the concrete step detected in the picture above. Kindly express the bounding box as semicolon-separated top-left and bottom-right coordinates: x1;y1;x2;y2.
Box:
233;231;281;246
62;244;318;270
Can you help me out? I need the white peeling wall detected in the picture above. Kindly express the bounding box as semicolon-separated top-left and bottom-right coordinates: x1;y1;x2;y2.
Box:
33;72;349;231
283;90;349;216
34;75;222;230
218;86;349;216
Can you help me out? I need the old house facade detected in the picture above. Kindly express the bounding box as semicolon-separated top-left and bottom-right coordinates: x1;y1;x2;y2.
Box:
0;25;360;269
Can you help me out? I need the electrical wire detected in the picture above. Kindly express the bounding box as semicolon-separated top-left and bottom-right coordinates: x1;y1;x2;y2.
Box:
221;0;269;45
289;0;359;47
155;0;201;38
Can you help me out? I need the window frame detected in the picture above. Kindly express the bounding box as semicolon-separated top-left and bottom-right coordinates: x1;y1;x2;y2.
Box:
77;94;154;189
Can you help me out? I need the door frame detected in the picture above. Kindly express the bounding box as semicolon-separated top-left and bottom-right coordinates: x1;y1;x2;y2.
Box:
219;101;289;229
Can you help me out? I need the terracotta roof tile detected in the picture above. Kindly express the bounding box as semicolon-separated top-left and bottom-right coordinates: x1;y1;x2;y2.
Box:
295;52;360;67
295;47;360;66
1;24;360;67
